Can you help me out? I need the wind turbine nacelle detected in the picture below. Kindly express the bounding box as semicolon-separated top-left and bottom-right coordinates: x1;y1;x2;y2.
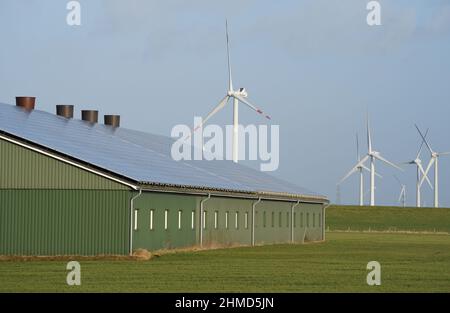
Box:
238;87;248;97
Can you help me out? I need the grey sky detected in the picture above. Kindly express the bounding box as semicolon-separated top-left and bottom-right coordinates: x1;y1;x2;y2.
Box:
1;0;450;206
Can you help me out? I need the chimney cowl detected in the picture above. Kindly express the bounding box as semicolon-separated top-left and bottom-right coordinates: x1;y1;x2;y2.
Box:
56;105;74;119
104;115;120;128
16;97;36;111
81;110;98;124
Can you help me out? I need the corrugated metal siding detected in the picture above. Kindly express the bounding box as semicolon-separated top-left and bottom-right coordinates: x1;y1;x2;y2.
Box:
132;192;198;251
254;200;292;244
202;197;253;246
0;190;130;255
128;192;326;252
292;203;323;242
0;138;128;190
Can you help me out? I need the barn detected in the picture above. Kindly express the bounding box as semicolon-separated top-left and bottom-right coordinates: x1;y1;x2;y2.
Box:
0;98;328;256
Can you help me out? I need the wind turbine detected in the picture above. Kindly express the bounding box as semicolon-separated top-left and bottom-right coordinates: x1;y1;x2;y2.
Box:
416;125;450;208
365;115;402;206
193;21;271;163
402;128;433;207
338;133;381;206
393;175;406;207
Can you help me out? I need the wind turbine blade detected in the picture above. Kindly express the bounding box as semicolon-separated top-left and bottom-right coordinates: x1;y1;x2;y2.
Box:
415;128;429;160
393;174;402;185
373;154;403;171
234;95;271;120
225;20;233;92
438;152;450;156
367;113;372;154
339;155;369;184
356;133;360;161
415;124;433;154
398;188;404;203
398;185;406;202
193;95;230;132
418;160;434;189
361;164;382;178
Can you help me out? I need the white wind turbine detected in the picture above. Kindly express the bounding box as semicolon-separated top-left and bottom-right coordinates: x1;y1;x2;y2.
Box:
402;128;433;207
393;175;406;207
416;125;450;208
365;115;402;206
193;21;271;163
338;133;381;206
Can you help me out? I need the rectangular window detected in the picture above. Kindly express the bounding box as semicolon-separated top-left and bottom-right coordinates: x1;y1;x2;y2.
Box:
178;210;182;230
294;212;297;228
263;211;266;228
134;209;138;230
164;209;168;230
271;212;275;227
149;209;154;230
301;212;304;227
203;211;207;229
319;213;322;227
225;211;229;229
214;211;218;229
286;212;290;227
235;212;239;229
279;212;282;227
191;211;195;230
244;212;248;229
313;213;316;228
306;212;310;228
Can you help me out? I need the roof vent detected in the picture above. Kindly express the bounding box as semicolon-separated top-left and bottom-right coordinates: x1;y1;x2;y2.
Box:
81;110;98;124
56;105;74;119
16;96;36;111
104;115;120;128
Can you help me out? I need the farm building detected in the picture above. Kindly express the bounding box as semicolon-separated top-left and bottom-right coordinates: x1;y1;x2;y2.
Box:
0;98;328;256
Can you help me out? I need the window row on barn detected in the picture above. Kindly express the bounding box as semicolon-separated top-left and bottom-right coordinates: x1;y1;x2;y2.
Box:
133;208;322;231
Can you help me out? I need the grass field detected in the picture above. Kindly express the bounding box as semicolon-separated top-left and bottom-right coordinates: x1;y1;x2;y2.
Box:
327;205;450;233
1;232;449;292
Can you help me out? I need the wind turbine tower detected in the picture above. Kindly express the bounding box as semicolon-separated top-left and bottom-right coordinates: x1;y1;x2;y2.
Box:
416;125;450;208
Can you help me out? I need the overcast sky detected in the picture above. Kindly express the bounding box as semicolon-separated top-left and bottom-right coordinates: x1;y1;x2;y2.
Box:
1;0;450;206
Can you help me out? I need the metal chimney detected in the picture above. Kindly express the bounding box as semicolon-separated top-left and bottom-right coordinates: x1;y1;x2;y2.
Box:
104;115;120;128
81;110;98;123
56;105;74;119
16;97;36;111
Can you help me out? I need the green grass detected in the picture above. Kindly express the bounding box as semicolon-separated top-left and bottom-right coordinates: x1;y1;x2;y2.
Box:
327;205;450;233
1;232;449;292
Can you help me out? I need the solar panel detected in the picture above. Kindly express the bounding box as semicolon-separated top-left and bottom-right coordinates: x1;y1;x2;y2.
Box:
0;103;324;199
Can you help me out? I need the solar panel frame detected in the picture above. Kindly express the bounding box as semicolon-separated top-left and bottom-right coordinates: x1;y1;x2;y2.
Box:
0;103;326;200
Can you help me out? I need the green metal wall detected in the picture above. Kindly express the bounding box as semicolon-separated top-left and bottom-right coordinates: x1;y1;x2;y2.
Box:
254;201;323;244
293;203;324;242
202;197;253;246
254;200;292;244
132;192;198;251
0;138;128;190
0;190;130;255
132;193;325;252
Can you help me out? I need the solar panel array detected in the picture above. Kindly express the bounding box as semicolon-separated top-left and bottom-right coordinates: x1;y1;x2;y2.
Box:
0;103;324;199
